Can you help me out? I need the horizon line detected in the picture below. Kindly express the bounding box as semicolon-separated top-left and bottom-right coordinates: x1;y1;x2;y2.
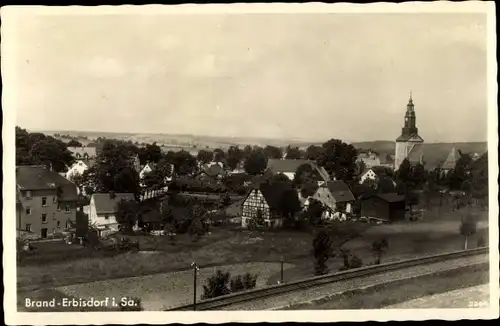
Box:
22;127;488;145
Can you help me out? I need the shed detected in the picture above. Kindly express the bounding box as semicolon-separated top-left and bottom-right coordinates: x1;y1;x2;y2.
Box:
360;193;406;222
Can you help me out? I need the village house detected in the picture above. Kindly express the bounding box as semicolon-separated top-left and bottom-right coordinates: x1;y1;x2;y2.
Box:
198;163;226;180
359;166;395;186
65;159;95;181
439;146;461;177
357;150;381;169
241;183;286;229
89;192;135;236
16;165;78;239
266;159;330;185
304;180;356;220
360;193;406;222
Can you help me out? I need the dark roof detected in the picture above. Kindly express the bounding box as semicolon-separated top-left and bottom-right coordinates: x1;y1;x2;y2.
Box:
16;165;78;201
325;180;355;202
91;193;135;215
245;182;291;211
376;193;405;203
266;159;330;181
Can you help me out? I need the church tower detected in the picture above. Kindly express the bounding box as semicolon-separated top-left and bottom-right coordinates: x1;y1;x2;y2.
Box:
394;92;424;170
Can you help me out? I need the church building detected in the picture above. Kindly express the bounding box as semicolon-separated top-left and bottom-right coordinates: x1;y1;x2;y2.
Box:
394;93;424;170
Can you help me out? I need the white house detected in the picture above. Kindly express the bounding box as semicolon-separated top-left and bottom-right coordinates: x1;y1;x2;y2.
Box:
89;193;135;235
359;166;392;185
304;181;355;220
66;159;93;180
139;163;154;185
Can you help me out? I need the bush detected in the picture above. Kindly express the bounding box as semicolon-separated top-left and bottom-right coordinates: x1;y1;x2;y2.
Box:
242;272;258;290
350;255;363;269
313;231;333;276
201;270;231;300
230;275;245;292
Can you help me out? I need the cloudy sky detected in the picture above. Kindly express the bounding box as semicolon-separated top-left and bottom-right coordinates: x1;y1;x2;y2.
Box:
5;8;489;143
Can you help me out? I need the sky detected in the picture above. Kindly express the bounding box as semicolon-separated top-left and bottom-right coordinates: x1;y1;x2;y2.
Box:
5;8;489;143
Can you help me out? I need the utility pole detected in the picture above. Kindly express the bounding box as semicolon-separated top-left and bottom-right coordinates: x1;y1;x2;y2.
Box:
191;262;199;310
280;255;284;284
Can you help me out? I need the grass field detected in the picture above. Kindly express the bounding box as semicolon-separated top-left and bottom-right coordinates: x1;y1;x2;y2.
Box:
17;202;489;311
284;262;489;310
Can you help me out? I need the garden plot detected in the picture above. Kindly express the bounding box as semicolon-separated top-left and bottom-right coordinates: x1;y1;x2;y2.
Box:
55;262;295;310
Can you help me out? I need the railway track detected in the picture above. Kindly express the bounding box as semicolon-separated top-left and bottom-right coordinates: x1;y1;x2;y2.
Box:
167;247;489;311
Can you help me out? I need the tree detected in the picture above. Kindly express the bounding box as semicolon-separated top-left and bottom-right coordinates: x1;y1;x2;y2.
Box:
244;148;268;175
448;153;473;190
285;146;302;160
305;145;324;161
202;270;231;300
304;198;325;226
242;145;253;161
377;177;395;194
459;214;477;250
396;158;412;184
409;163;426;189
318;139;358;182
226;146;244;170
139;142;162;165
358;160;367;175
294;164;320;197
68;172;85;194
313;231;333;275
67;139;83;147
16;128;76;172
371;238;389;264
115;199;140;233
197;149;213;165
173;150;197;176
213;148;226;163
264;146;283;160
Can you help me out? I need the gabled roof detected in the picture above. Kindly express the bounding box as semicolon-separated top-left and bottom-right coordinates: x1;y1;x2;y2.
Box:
324;180;355;203
376;193;405;203
91;193;135;215
441;147;461;170
16;165;78;201
70;158;95;169
67;146;97;158
201;163;225;177
266;159;330;181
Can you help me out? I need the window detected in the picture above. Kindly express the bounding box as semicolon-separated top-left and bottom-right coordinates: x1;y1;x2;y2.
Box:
53;196;57;203
57;203;61;211
26;191;32;199
25;208;31;215
104;214;109;220
25;224;31;232
41;197;47;207
65;205;70;213
41;214;47;223
53;213;56;220
57;221;61;228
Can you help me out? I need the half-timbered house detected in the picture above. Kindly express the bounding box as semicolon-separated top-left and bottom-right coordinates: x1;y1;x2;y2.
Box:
241;183;284;228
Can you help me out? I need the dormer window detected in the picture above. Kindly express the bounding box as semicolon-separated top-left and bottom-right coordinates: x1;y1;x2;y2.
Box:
25;190;32;199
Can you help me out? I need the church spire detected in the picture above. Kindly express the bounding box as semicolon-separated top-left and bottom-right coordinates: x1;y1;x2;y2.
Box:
400;92;418;138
